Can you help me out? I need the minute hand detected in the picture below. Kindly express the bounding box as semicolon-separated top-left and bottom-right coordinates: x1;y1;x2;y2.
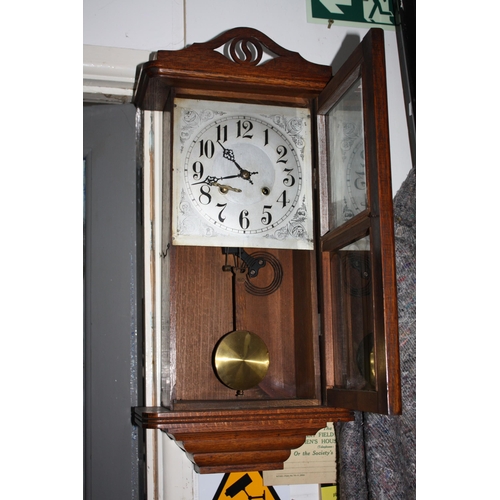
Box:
217;141;258;184
217;174;243;181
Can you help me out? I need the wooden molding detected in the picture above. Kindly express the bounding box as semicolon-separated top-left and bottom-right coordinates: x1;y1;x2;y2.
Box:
83;45;152;104
134;406;353;474
134;27;332;110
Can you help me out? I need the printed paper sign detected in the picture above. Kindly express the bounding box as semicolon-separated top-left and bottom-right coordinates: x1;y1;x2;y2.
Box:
263;423;337;486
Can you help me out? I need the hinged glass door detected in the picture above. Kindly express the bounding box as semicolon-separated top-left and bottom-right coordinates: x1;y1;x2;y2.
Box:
317;28;401;415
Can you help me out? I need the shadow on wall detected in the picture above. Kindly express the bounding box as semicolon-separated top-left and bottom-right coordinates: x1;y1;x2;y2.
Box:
330;34;361;74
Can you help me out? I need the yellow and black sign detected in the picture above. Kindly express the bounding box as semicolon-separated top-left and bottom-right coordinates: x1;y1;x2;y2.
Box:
213;472;281;500
321;484;338;500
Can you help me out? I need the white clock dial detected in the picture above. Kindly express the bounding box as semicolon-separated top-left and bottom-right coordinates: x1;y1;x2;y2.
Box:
185;116;301;234
172;99;313;250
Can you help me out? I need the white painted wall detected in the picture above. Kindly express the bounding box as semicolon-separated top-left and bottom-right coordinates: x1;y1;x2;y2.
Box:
83;0;412;192
83;0;184;50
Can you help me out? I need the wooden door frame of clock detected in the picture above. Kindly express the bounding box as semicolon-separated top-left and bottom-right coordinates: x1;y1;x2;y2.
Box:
141;109;165;498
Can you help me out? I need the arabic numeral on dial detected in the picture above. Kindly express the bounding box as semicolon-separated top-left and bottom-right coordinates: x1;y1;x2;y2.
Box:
216;203;227;222
199;185;212;205
217;124;228;143
283;168;295;187
276;145;288;164
192;161;204;180
239;210;250;230
264;128;269;146
199;140;215;158
277;190;289;208
261;205;273;225
236;120;253;139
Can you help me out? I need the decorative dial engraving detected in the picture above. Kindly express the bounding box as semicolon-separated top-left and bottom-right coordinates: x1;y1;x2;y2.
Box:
172;99;314;250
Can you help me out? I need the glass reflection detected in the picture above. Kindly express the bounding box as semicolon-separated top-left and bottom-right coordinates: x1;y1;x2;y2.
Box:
334;235;375;391
327;78;367;230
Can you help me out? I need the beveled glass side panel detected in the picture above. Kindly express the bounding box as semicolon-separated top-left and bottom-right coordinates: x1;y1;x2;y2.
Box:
333;235;375;391
327;78;367;231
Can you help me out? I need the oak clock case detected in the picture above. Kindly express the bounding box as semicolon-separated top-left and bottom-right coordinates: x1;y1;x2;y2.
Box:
132;27;400;474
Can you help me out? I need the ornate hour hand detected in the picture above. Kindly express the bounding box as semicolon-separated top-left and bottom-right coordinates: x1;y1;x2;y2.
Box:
219;144;237;165
217;141;258;184
192;175;219;186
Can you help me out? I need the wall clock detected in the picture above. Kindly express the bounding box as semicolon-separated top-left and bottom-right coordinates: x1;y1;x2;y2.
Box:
132;27;400;475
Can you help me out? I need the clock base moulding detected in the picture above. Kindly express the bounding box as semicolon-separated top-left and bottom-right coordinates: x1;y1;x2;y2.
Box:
133;406;353;474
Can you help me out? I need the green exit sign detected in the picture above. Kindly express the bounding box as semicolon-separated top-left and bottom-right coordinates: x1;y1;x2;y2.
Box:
307;0;395;28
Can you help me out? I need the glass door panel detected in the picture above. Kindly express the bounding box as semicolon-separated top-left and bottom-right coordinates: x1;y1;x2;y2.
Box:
332;235;375;392
327;78;367;231
317;28;400;414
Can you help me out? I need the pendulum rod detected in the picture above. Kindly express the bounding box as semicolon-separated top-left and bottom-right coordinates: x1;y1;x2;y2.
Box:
221;247;266;331
232;264;247;332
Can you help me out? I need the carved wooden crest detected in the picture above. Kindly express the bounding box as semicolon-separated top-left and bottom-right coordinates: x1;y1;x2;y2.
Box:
134;27;332;110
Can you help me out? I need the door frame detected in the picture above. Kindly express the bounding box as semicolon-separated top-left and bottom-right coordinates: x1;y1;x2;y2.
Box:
83;45;151;104
83;46;196;500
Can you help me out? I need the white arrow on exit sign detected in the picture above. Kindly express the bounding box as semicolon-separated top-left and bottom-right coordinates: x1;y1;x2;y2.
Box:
319;0;352;15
